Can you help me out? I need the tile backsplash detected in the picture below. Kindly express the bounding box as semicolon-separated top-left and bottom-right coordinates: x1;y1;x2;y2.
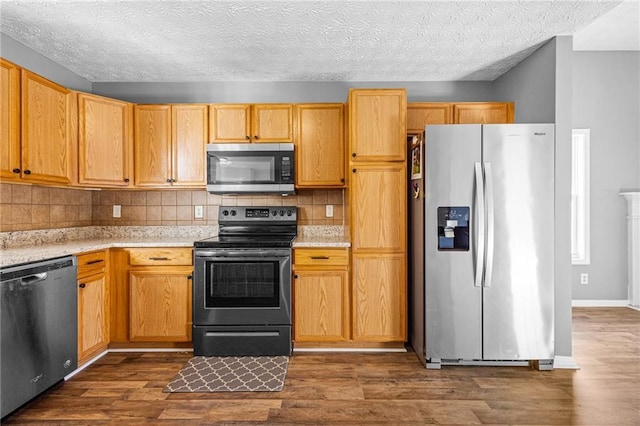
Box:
0;183;344;232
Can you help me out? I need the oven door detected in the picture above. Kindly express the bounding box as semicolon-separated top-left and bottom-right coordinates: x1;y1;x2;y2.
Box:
193;248;291;326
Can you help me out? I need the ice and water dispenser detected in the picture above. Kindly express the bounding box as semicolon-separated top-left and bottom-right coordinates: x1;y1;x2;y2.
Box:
437;207;470;251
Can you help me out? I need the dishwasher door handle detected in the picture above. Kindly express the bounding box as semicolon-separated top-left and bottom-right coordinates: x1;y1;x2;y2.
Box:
21;273;48;286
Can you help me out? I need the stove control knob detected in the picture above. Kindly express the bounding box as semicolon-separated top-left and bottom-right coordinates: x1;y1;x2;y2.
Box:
279;210;285;216
222;210;229;216
286;209;293;216
230;210;237;216
272;210;277;216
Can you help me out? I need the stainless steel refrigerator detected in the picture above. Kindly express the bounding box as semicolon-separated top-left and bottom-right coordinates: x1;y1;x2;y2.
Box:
409;123;555;370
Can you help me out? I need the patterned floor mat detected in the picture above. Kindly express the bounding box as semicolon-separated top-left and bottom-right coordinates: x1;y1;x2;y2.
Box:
163;356;289;392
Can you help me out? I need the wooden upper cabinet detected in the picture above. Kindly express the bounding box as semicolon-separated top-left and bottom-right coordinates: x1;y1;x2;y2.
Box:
407;102;453;133
453;102;514;124
209;103;293;143
134;105;172;187
78;93;133;187
209;104;250;142
0;58;21;181
251;104;293;142
171;104;208;187
134;104;207;187
295;103;345;187
349;89;406;162
20;69;73;185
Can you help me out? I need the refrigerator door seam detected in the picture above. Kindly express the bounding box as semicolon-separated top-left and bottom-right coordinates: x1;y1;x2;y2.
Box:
484;162;495;288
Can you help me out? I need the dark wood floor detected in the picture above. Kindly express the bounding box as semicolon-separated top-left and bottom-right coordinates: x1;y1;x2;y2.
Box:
4;307;640;425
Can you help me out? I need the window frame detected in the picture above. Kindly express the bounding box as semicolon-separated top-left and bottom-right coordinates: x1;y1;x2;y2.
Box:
571;128;591;265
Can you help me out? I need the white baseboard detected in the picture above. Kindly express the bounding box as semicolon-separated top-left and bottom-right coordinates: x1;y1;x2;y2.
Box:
571;299;630;307
294;347;407;353
554;355;580;370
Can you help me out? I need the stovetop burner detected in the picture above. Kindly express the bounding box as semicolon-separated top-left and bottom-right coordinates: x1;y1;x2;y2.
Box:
195;206;297;249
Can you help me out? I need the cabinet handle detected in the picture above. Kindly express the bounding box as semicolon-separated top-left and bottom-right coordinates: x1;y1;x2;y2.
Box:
245;135;250;140
24;169;31;175
79;283;86;288
294;274;298;279
149;257;169;261
187;275;193;280
254;135;259;140
340;178;345;183
310;256;330;260
86;259;104;265
352;153;357;158
352;168;357;173
124;178;130;183
166;178;172;183
12;168;20;174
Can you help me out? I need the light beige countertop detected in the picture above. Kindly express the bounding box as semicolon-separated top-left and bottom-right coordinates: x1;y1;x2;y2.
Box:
0;225;350;267
293;226;350;248
0;226;216;268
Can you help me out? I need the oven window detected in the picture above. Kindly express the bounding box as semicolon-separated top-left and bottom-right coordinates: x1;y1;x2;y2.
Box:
205;260;280;308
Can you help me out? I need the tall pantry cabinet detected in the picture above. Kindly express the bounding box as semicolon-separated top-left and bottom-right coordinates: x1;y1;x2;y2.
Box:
347;89;407;343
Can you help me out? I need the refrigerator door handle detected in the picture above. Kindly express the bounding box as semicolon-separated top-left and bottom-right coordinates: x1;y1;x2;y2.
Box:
484;162;495;287
474;162;485;288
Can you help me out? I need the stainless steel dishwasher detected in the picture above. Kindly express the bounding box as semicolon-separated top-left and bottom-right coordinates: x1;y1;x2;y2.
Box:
1;256;77;419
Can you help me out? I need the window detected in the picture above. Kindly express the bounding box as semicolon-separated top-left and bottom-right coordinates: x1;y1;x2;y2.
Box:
571;129;590;264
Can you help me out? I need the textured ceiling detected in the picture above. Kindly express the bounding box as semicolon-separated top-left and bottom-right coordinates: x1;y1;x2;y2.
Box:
0;0;624;82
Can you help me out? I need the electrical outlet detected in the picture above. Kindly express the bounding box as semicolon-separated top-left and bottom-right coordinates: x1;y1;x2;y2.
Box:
580;273;589;285
112;205;121;218
194;205;204;219
325;204;334;218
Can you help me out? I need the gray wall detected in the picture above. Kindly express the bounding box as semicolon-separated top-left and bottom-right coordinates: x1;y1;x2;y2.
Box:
0;33;92;92
91;81;494;104
572;51;640;301
493;37;574;358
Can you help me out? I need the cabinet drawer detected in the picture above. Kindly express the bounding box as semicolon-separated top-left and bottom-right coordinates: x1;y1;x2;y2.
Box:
294;248;348;267
129;248;192;266
76;250;107;278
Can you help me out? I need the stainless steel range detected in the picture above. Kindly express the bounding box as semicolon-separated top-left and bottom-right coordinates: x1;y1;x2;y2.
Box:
193;206;297;356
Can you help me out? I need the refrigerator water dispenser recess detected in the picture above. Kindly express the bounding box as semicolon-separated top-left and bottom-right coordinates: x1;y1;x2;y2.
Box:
437;207;470;251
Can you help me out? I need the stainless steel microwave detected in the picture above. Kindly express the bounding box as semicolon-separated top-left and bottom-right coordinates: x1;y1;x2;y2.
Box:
206;143;295;194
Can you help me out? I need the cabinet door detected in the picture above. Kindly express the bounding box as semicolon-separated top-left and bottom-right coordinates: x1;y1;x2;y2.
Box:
348;89;406;162
171;104;208;187
78;272;108;363
296;104;345;187
251;104;293;142
352;253;406;342
294;270;349;342
453;102;514;124
1;59;21;181
350;163;407;252
21;70;72;184
134;105;172;187
78;93;133;187
129;268;192;341
209;104;250;142
407;102;452;133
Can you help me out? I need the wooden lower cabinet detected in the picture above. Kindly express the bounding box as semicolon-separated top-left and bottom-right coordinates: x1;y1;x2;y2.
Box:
129;268;192;342
293;268;350;342
351;253;406;342
109;247;193;346
76;250;109;365
293;248;350;343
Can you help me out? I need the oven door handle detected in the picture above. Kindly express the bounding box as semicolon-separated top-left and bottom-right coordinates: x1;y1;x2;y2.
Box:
195;250;289;258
